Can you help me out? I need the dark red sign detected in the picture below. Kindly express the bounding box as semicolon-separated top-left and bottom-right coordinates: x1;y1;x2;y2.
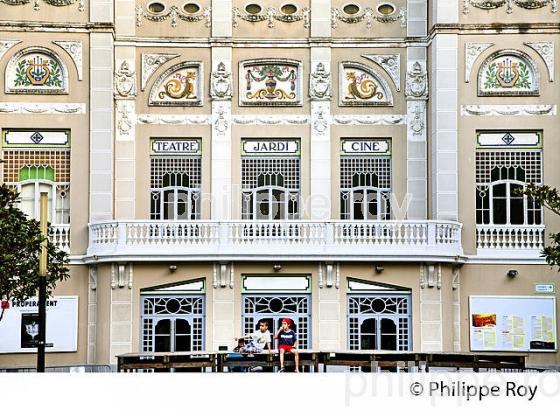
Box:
1;300;9;310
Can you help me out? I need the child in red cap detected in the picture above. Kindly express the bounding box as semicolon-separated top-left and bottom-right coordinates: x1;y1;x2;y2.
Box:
274;318;299;373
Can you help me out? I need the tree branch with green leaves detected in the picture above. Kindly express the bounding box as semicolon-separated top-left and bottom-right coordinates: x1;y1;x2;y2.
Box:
516;183;560;271
0;184;69;322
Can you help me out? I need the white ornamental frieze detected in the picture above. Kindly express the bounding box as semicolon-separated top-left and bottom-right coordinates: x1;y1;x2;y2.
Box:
309;62;331;100
405;62;428;100
210;62;232;100
114;60;136;99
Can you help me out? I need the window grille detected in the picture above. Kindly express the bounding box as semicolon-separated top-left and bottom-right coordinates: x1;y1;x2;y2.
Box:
241;295;310;349
150;157;202;220
347;295;411;351
141;295;205;352
241;158;300;220
2;149;70;224
340;156;391;220
476;150;542;225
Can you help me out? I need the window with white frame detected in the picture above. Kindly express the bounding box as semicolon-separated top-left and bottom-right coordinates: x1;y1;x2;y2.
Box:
475;132;543;227
140;279;206;353
241;139;300;220
150;139;202;220
347;279;412;352
340;139;392;220
2;130;71;226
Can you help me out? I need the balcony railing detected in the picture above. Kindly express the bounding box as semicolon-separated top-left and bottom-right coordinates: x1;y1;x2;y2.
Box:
476;224;545;257
50;224;70;253
87;220;463;262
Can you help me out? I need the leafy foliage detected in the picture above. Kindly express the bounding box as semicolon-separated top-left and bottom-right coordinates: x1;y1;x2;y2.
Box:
14;60;28;87
483;62;498;89
515;62;531;89
0;184;69;321
46;59;62;87
517;183;560;271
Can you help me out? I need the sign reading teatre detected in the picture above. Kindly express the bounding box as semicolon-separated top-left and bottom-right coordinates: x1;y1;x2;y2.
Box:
242;139;300;155
151;138;201;155
341;139;391;155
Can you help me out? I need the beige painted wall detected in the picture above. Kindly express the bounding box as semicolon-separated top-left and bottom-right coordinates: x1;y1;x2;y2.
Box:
456;34;560;255
0;265;89;367
0;32;91;255
460;263;560;365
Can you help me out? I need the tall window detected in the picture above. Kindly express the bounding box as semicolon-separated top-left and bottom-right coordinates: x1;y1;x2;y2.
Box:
346;279;411;352
242;158;300;220
340;155;391;220
150;157;201;220
476;150;542;226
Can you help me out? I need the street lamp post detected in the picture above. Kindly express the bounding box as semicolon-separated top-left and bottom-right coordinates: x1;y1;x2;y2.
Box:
37;192;48;372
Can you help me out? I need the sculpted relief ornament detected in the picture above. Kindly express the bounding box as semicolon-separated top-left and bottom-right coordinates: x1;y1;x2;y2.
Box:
331;6;406;29
210;62;232;100
405;62;428;100
463;0;557;13
405;62;429;142
115;60;136;99
362;54;401;91
239;59;302;106
309;62;331;100
149;61;203;106
477;50;539;96
52;40;83;81
339;62;393;106
465;42;494;82
5;47;68;94
0;0;84;11
141;53;180;90
233;6;310;29
135;5;211;28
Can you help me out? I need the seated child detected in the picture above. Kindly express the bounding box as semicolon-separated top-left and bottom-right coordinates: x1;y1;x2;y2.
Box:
234;319;272;354
274;318;300;373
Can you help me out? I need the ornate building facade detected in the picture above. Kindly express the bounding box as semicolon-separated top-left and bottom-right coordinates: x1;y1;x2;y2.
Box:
0;0;559;368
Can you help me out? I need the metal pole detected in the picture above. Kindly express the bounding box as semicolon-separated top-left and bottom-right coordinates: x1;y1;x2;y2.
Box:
38;192;48;373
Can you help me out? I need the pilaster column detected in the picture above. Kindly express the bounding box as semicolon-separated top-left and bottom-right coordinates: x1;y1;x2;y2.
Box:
211;264;235;350
405;48;428;219
311;0;331;38
114;47;137;219
317;263;342;350
419;264;443;351
212;0;232;37
452;266;461;351
211;48;233;220
430;34;459;220
89;32;114;222
407;0;427;37
109;263;134;365
309;47;332;219
87;266;97;364
90;0;113;22
115;0;136;36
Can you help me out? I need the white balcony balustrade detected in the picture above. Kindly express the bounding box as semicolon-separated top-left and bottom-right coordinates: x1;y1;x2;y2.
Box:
50;224;71;253
476;224;545;258
87;220;463;262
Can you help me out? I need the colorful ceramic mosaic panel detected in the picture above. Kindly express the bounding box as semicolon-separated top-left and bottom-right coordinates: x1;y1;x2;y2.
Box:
478;52;539;96
339;62;393;106
148;62;203;106
6;52;66;94
239;60;302;106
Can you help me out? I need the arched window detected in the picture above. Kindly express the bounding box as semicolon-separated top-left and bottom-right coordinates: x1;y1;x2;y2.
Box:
476;165;542;226
18;165;70;224
150;156;202;220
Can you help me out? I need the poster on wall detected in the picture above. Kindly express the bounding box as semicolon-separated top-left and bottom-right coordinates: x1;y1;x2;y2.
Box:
469;296;556;352
0;296;78;353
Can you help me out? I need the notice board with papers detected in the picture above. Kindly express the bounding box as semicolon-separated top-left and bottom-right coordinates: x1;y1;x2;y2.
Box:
469;296;557;352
